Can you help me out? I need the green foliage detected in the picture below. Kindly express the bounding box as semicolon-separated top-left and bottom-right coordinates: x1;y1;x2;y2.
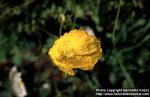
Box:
0;0;150;97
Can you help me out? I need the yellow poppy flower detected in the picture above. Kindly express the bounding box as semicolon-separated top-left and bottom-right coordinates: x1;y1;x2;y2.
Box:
48;29;102;76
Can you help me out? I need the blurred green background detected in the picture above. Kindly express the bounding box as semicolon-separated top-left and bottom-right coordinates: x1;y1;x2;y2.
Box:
0;0;150;97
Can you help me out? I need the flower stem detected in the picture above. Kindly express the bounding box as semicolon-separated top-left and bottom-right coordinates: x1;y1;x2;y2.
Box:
112;1;134;88
59;22;63;37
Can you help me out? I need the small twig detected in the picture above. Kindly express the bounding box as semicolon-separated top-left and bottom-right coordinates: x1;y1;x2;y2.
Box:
119;34;150;54
39;27;58;39
0;0;34;21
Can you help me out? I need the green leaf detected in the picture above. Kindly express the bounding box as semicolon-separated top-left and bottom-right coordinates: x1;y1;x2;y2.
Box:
0;91;12;97
42;34;58;54
109;73;117;85
12;53;22;66
122;77;134;88
123;79;130;88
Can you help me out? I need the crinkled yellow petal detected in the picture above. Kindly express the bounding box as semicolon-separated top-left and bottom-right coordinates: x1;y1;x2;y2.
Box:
48;29;102;76
48;46;75;75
